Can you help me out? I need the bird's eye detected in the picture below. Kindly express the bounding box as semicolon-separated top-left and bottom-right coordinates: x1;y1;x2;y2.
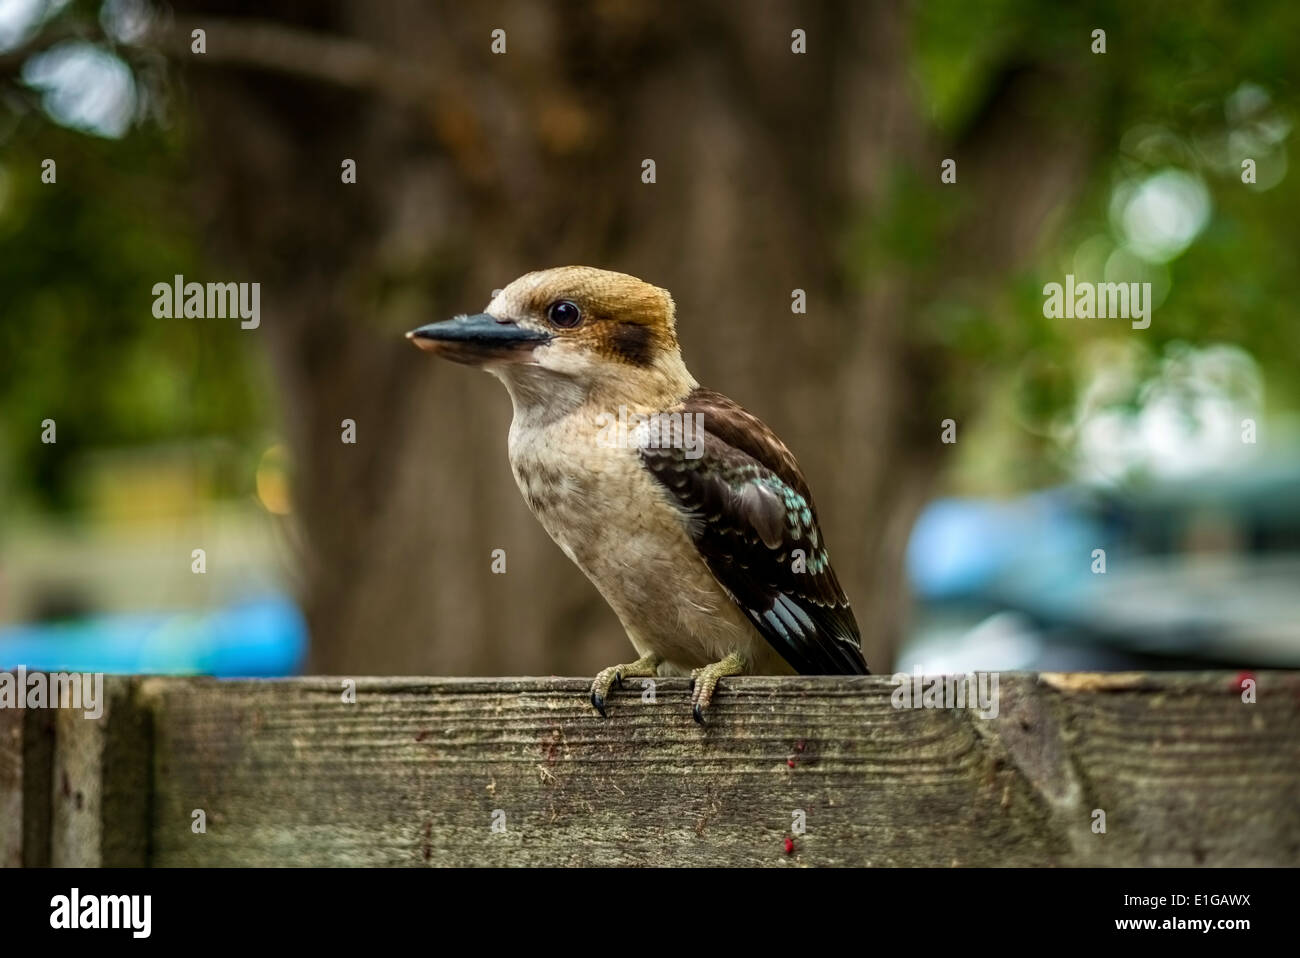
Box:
546;300;582;328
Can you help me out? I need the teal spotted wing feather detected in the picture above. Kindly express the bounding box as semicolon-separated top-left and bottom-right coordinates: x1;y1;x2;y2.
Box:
638;387;868;674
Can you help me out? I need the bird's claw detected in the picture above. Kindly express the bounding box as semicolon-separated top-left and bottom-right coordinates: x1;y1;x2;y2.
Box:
689;652;745;725
589;655;659;718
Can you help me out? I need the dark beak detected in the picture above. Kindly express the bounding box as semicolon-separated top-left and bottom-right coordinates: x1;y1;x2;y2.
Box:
406;313;551;366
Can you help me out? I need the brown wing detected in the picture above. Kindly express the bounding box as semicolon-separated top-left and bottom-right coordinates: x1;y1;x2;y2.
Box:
638;387;868;674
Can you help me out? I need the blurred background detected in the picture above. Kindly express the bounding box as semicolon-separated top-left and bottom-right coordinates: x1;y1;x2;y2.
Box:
1;0;1298;679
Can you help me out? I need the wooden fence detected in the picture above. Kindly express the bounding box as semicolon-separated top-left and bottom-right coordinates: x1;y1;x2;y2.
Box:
3;673;1298;866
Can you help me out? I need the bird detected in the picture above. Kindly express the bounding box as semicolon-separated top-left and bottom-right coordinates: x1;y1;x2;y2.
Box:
407;266;868;723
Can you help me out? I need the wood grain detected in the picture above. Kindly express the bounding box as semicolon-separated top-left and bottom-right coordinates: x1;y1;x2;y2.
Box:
0;706;54;867
111;672;1300;866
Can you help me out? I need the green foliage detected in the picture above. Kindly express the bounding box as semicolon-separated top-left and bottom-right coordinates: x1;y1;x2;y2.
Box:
905;0;1300;489
0;120;269;511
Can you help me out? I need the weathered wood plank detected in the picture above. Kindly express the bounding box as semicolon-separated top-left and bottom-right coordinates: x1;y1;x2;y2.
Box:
49;678;152;867
0;707;30;866
0;707;24;866
0;706;54;867
131;672;1300;867
0;676;152;867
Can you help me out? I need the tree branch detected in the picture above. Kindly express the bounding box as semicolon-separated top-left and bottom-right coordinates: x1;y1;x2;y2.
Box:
144;16;443;105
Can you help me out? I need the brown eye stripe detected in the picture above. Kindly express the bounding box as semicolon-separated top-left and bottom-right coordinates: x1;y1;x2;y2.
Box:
603;321;656;367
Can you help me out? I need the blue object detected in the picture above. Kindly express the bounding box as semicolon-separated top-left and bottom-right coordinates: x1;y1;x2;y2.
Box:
0;594;308;676
906;491;1102;600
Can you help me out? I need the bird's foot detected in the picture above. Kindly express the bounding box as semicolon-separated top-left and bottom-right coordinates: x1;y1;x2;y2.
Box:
688;652;745;725
589;653;661;717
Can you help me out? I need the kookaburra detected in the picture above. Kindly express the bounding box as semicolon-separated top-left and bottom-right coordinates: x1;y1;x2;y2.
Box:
408;266;867;722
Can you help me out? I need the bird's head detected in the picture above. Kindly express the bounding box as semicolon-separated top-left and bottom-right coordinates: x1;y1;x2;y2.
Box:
408;266;694;411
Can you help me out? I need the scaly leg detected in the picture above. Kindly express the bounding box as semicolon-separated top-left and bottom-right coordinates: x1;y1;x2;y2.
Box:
689;651;745;725
590;652;661;717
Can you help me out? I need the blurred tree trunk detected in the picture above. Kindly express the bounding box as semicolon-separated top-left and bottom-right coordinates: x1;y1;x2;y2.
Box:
168;0;1094;674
